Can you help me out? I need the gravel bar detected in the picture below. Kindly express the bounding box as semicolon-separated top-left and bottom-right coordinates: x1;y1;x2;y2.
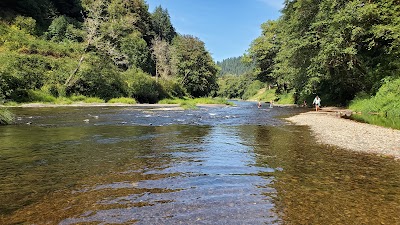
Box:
286;110;400;160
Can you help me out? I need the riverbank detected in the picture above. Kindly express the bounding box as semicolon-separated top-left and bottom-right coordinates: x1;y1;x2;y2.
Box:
3;102;180;108
286;108;400;160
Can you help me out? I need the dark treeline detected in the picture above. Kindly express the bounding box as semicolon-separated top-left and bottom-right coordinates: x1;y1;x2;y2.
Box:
0;0;218;104
246;0;400;106
217;56;254;77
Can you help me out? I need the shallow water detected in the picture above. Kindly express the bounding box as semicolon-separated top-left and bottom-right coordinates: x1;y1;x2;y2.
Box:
1;101;400;224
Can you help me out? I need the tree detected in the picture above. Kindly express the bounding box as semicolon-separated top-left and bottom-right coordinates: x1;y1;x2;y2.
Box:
152;37;172;82
249;0;400;104
247;20;280;83
121;30;152;73
216;56;255;77
151;6;176;43
171;35;219;97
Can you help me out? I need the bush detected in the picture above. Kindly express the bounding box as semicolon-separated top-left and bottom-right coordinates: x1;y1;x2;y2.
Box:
68;57;126;101
122;68;161;103
14;16;36;35
159;79;186;99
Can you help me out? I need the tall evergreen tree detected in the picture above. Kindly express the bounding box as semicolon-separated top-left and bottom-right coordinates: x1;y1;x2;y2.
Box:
151;5;176;43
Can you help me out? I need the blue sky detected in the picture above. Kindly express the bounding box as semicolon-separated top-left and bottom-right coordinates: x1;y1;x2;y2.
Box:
145;0;284;62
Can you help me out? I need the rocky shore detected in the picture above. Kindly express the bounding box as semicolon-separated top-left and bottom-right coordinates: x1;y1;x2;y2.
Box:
286;108;400;160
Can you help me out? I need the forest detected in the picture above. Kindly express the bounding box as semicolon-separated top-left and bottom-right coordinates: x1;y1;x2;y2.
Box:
244;0;400;117
1;0;400;125
0;0;218;106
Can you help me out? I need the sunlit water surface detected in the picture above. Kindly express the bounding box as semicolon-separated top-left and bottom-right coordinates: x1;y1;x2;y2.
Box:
1;101;399;224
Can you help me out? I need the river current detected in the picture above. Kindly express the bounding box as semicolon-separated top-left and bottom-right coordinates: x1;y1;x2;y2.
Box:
1;101;399;224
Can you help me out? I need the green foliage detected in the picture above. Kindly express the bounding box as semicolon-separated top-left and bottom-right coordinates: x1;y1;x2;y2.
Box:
46;16;82;42
121;31;152;73
151;6;176;43
122;68;161;103
217;74;252;99
0;0;217;105
172;35;219;97
26;90;57;102
83;97;105;103
68;56;126;100
350;77;400;118
108;97;136;104
251;88;276;102
247;20;280;83
14;16;36;35
0;0;83;32
69;94;87;102
351;114;400;130
242;80;265;100
248;0;400;105
158;79;186;99
276;91;295;105
54;97;73;104
158;97;231;109
0;108;14;125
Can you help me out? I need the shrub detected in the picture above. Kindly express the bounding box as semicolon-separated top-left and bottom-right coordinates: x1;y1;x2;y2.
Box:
122;68;161;103
14;16;36;35
68;57;126;101
159;79;186;99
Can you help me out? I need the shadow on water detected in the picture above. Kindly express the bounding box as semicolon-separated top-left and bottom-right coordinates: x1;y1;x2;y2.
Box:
0;101;399;224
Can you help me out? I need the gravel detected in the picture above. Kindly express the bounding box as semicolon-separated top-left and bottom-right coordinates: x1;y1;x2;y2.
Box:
286;111;400;160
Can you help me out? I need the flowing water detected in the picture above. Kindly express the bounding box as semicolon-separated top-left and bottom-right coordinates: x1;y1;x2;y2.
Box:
1;101;400;224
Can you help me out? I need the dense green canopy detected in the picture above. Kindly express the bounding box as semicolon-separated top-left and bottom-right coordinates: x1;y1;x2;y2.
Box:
248;0;400;105
0;0;219;103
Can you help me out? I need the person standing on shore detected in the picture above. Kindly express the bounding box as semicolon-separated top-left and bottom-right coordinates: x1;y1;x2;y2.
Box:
313;95;321;111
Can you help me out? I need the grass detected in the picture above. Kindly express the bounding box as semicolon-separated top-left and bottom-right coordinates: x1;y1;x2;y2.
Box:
107;97;136;104
276;91;296;104
251;88;277;102
248;88;295;105
82;97;105;103
0;108;14;125
349;78;400;117
349;77;400;129
351;114;400;130
158;97;232;109
27;90;57;102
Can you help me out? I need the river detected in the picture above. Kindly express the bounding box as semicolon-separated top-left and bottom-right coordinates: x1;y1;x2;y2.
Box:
1;101;399;224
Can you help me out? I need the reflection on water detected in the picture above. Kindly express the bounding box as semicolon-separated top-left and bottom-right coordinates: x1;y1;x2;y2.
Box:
0;102;399;224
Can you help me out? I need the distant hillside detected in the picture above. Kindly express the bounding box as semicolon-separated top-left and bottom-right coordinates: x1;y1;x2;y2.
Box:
217;56;254;76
